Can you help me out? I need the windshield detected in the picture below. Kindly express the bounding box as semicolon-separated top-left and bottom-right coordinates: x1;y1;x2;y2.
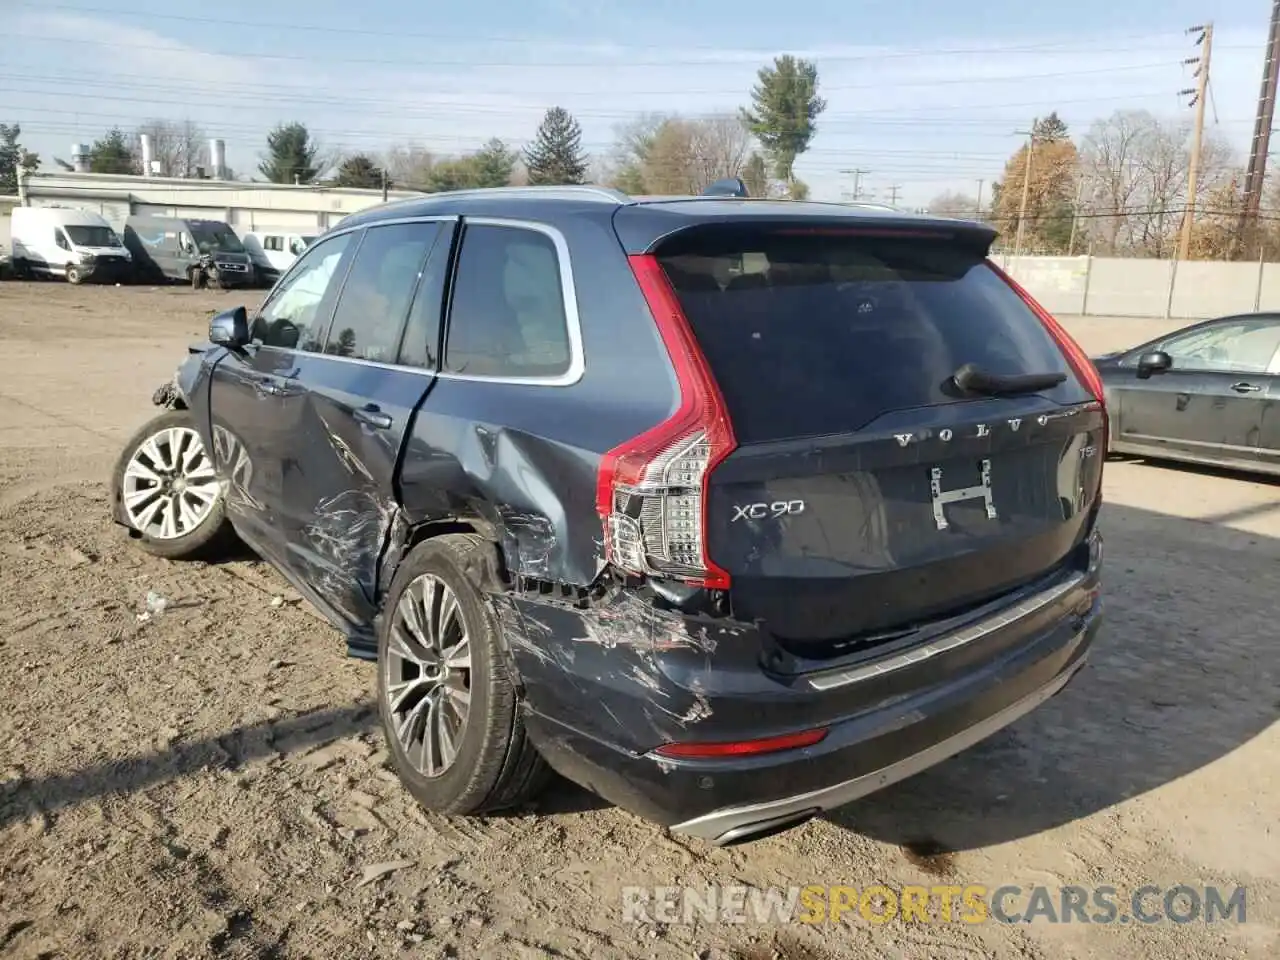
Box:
65;225;122;248
189;223;245;254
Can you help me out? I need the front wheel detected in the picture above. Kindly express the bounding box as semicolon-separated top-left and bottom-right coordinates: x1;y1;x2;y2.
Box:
66;263;85;284
110;409;237;560
378;534;550;816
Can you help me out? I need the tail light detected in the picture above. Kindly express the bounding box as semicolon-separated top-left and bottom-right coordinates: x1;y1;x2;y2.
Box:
987;261;1109;453
594;254;736;589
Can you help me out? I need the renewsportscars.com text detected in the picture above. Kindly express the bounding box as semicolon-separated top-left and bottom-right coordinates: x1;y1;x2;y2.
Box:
621;884;1247;926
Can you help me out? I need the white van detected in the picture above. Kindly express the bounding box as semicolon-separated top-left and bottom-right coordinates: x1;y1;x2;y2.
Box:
10;207;133;283
241;230;317;285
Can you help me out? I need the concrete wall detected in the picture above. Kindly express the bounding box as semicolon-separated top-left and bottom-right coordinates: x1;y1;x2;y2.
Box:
1000;253;1280;320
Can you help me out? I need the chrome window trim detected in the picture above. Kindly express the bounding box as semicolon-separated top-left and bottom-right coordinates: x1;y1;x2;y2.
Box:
253;213;586;389
435;217;585;388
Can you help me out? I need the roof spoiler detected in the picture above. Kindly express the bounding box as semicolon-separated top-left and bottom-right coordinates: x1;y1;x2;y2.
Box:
701;177;749;198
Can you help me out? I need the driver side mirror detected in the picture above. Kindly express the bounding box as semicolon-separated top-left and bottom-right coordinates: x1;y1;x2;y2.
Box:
209;306;250;349
1136;350;1172;379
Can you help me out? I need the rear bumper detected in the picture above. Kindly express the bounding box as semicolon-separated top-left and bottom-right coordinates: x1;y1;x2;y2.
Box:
669;655;1084;842
510;543;1102;842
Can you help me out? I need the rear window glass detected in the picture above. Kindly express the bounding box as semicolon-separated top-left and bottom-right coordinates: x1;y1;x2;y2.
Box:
657;228;1073;443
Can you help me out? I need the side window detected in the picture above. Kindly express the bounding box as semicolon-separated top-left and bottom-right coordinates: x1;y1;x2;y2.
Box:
323;221;442;363
1159;320;1280;374
443;224;572;378
56;229;70;251
264;236;282;252
252;232;354;351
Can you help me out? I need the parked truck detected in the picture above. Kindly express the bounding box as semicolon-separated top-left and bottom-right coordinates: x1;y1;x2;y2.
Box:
9;206;133;283
240;229;316;285
122;215;255;289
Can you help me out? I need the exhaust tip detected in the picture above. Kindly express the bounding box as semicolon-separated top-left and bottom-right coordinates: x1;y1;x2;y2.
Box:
711;808;821;846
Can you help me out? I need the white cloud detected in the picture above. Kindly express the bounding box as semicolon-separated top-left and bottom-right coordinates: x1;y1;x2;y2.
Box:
4;12;1269;205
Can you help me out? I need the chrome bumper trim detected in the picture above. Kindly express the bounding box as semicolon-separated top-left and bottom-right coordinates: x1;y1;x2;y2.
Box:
670;658;1085;845
807;571;1089;692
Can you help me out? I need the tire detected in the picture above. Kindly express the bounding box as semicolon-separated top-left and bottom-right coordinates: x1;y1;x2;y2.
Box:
377;534;550;816
189;266;204;290
110;409;238;560
66;263;84;284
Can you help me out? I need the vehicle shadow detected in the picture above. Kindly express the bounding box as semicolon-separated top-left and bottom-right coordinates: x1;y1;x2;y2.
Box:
0;703;606;833
825;499;1280;851
0;704;377;831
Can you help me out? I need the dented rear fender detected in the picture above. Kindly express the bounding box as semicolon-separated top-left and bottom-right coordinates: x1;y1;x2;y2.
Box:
395;420;609;589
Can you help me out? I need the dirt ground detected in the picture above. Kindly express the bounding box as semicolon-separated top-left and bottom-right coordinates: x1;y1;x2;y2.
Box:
0;281;1277;960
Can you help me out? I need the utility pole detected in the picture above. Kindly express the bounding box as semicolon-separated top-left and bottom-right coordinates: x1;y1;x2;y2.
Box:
1068;176;1087;256
1177;22;1213;261
382;167;389;202
1240;1;1280;255
975;179;985;219
840;167;870;201
887;184;901;206
1013;120;1038;259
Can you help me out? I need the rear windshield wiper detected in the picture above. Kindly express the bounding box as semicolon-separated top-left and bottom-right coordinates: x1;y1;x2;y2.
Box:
952;363;1067;396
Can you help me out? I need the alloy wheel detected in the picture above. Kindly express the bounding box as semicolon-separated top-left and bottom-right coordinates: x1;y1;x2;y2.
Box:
384;574;473;778
121;426;220;540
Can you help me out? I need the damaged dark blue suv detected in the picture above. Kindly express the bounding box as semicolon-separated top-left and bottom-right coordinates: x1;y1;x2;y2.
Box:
111;185;1105;845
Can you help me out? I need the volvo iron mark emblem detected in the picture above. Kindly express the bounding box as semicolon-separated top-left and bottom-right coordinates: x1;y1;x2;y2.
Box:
930;459;997;531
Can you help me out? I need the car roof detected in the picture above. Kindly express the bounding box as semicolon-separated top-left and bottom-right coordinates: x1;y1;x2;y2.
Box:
335;185;997;254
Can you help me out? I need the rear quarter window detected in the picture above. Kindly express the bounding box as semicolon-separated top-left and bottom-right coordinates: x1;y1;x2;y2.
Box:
657;229;1074;443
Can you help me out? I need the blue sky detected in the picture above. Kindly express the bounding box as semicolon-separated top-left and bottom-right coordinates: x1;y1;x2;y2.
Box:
1;0;1273;205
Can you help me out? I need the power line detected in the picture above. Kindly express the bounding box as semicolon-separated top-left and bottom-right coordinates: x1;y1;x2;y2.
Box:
0;75;1189;124
1;37;1182;88
7;5;1195;57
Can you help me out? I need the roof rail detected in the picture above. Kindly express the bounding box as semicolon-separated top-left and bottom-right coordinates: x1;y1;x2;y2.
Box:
403;184;631;204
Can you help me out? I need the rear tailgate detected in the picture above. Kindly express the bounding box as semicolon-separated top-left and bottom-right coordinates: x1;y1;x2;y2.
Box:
651;221;1103;656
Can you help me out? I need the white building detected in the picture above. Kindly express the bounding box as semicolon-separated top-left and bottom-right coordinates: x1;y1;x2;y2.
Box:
14;171;422;237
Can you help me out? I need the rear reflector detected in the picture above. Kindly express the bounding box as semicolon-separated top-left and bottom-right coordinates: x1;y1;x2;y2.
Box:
652;727;829;759
595;254;736;589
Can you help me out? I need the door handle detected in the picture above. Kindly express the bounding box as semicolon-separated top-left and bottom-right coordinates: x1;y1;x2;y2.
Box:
1230;382;1263;393
353;404;393;429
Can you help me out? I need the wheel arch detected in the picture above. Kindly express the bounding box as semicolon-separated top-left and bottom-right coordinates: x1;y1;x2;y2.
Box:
385;517;511;599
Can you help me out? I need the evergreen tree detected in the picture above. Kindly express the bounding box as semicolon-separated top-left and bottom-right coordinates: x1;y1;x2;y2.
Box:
523;107;588;186
334;154;386;189
425;158;479;193
0;124;39;194
1033;112;1070;143
260;122;319;184
740;55;827;182
741;152;769;198
88;128;134;175
471;138;517;188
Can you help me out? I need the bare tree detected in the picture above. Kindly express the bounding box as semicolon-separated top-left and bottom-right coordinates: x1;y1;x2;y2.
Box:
926;190;981;220
131;119;209;177
1079;110;1237;256
382;143;435;190
642;119;699;195
688;114;752;185
1079;111;1149;253
635;114;753;196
